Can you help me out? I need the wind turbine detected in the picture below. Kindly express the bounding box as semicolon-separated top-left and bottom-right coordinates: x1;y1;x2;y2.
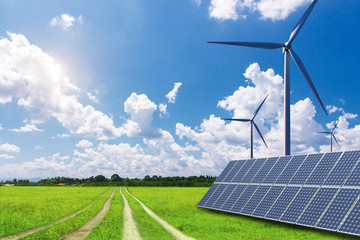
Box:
209;0;327;156
222;95;268;159
318;121;339;152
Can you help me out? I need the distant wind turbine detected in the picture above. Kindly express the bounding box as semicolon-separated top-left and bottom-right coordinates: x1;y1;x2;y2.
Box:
222;95;268;159
318;121;339;152
209;0;327;156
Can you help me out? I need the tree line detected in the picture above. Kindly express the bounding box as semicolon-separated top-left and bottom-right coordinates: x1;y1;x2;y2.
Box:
1;174;216;187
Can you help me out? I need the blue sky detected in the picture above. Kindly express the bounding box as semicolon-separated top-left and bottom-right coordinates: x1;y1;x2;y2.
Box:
0;0;359;179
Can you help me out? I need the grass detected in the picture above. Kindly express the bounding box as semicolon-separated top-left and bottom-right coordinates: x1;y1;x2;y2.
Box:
123;187;176;240
0;186;109;236
127;187;359;240
85;187;124;240
20;187;114;240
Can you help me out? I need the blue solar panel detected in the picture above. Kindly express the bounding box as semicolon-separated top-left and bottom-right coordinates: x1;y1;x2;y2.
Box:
289;154;323;185
253;186;285;217
197;183;220;207
215;161;237;182
212;184;237;210
339;196;360;235
263;156;292;184
232;160;256;183
266;186;300;220
281;187;318;223
276;155;306;184
317;189;360;231
251;157;279;183
342;151;360;187
204;184;227;208
241;158;267;183
297;188;338;227
222;160;245;182
324;151;360;186
241;186;270;215
231;185;258;213
221;185;247;211
306;152;342;185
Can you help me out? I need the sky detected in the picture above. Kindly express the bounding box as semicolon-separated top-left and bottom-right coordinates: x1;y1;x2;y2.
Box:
0;0;359;180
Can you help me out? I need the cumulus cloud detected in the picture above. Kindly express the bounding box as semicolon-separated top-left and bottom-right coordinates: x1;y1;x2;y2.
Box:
57;133;71;138
50;14;82;30
87;91;99;103
0;124;2;130
208;0;312;21
76;139;93;148
0;143;20;153
159;103;169;117
0;154;15;160
0;32;122;140
34;145;42;150
166;82;182;103
10;124;43;133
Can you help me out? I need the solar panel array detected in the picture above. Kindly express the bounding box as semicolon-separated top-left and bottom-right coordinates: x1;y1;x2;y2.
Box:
197;150;360;237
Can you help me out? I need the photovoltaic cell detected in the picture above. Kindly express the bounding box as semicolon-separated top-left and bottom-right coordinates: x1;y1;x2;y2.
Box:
251;157;279;183
297;188;337;227
339;197;360;235
324;151;360;186
275;155;306;184
253;186;285;217
232;160;256;183
266;186;300;220
281;187;318;223
215;161;237;182
317;189;360;231
221;185;247;211
212;184;237;210
263;156;292;184
305;152;342;185
231;185;258;213
223;160;245;182
204;184;227;208
343;151;360;187
197;183;220;207
241;186;270;215
241;158;267;183
289;154;322;185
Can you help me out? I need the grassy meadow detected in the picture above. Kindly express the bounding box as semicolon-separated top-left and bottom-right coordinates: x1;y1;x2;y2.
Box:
0;186;358;239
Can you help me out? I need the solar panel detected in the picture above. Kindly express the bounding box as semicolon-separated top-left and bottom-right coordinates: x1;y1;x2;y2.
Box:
316;189;360;231
215;161;237;182
198;150;360;237
297;187;338;227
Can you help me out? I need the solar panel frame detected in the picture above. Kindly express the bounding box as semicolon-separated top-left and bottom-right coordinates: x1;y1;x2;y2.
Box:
338;195;360;236
222;160;246;182
241;186;271;215
221;184;247;211
289;153;323;185
262;156;293;184
241;158;267;183
212;184;237;210
231;185;259;213
251;157;279;184
252;186;285;218
215;161;237;183
275;155;306;184
204;184;228;208
232;159;257;183
266;186;300;220
343;151;360;187
197;183;220;207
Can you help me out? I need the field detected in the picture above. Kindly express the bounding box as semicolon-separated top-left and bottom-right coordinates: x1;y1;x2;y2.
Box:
0;186;357;240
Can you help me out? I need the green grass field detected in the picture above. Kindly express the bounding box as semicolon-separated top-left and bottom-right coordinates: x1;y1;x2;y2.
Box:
0;186;357;240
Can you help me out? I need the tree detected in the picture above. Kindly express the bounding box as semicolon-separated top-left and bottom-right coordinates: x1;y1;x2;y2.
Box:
111;174;122;182
94;175;106;182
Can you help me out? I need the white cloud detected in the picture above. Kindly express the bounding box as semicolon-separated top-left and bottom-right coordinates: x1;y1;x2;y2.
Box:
166;82;182;104
57;133;71;138
0;154;15;160
0;143;20;153
76;139;93;148
10;124;43;133
194;0;202;6
87;91;99;103
0;33;122;140
50;14;82;30
207;0;312;21
159;103;169;117
34;145;42;150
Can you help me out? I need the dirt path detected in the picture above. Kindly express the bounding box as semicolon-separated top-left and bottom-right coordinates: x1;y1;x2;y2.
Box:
120;187;142;240
59;187;117;240
125;187;195;240
0;188;111;240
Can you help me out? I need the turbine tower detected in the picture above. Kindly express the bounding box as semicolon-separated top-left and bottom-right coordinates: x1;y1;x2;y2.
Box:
318;121;339;152
209;0;327;156
222;95;268;159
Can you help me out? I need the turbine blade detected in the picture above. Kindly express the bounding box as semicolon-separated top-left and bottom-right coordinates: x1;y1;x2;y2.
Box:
332;134;340;146
288;0;319;45
253;95;269;120
221;118;251;122
332;121;339;133
289;48;328;115
253;122;268;148
208;41;285;50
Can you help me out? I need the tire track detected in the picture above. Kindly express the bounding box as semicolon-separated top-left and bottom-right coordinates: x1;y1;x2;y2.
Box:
125;187;195;240
120;187;142;240
59;187;117;240
0;188;111;240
